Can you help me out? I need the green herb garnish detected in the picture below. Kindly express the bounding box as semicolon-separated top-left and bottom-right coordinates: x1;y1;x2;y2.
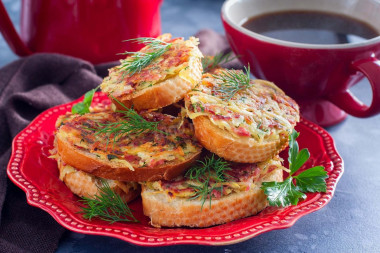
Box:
261;130;328;207
119;37;172;76
202;51;237;73
71;86;99;115
213;66;251;101
80;180;138;223
185;155;232;209
93;98;165;143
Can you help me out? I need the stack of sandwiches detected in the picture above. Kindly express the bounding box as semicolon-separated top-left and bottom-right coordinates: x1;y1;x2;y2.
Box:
52;34;300;228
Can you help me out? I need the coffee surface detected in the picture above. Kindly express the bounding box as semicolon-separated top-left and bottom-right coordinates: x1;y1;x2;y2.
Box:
242;10;379;44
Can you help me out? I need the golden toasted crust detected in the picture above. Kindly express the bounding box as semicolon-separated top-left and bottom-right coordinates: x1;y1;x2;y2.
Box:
185;72;299;163
55;111;202;182
193;116;288;163
141;166;283;228
56;133;201;181
113;59;202;111
102;34;203;111
57;157;140;202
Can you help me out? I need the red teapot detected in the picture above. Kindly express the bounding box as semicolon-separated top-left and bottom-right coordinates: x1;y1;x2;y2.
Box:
0;0;163;64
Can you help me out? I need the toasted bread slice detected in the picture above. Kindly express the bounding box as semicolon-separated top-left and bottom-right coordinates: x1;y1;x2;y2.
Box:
101;34;203;111
141;157;284;228
192;116;289;163
55;111;202;182
185;70;300;163
56;154;140;202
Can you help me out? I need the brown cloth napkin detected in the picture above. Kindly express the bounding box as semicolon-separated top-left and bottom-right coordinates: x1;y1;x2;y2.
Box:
0;53;106;253
196;29;243;69
0;29;241;253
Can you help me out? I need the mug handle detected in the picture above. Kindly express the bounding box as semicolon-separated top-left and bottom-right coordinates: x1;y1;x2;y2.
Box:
0;0;32;56
327;57;380;118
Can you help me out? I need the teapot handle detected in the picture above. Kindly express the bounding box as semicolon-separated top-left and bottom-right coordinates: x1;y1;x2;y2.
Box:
0;1;32;56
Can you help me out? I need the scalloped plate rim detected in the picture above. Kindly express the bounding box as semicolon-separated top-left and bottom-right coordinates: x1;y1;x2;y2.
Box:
7;93;344;246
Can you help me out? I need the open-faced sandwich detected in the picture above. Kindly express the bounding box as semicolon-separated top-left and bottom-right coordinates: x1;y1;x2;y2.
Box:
55;152;140;203
54;109;202;182
141;155;284;228
100;34;203;111
185;68;300;163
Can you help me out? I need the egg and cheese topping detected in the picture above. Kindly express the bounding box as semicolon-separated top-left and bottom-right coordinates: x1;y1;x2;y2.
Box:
56;111;201;171
101;34;203;97
185;70;300;142
143;157;283;200
54;153;139;198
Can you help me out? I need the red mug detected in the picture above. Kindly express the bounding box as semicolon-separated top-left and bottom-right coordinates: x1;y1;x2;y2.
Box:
0;0;162;64
222;0;380;126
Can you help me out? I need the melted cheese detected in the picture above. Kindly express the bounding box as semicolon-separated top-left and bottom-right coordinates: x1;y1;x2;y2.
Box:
186;72;299;142
101;35;203;97
59;162;77;181
143;157;284;200
58;111;201;170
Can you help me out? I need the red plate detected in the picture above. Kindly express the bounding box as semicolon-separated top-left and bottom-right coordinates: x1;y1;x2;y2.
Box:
7;93;343;246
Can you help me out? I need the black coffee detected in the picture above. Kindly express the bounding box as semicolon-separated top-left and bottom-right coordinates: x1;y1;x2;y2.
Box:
241;10;379;44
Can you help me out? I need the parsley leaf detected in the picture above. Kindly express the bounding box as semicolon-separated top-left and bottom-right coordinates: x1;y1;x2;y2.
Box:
288;130;300;174
71;102;87;115
72;87;98;115
290;149;310;175
262;178;306;207
261;130;328;207
294;166;328;192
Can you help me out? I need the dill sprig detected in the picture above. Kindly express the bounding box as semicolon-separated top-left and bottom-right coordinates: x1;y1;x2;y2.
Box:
79;180;138;223
93;99;165;143
94;109;161;140
213;66;251;100
119;37;172;76
185;155;232;209
202;51;237;73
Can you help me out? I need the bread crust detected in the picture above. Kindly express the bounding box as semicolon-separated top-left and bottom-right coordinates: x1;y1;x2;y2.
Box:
57;157;140;202
185;73;299;163
141;166;283;228
56;134;201;182
101;34;203;111
192;116;288;163
55;110;202;182
113;58;202;111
